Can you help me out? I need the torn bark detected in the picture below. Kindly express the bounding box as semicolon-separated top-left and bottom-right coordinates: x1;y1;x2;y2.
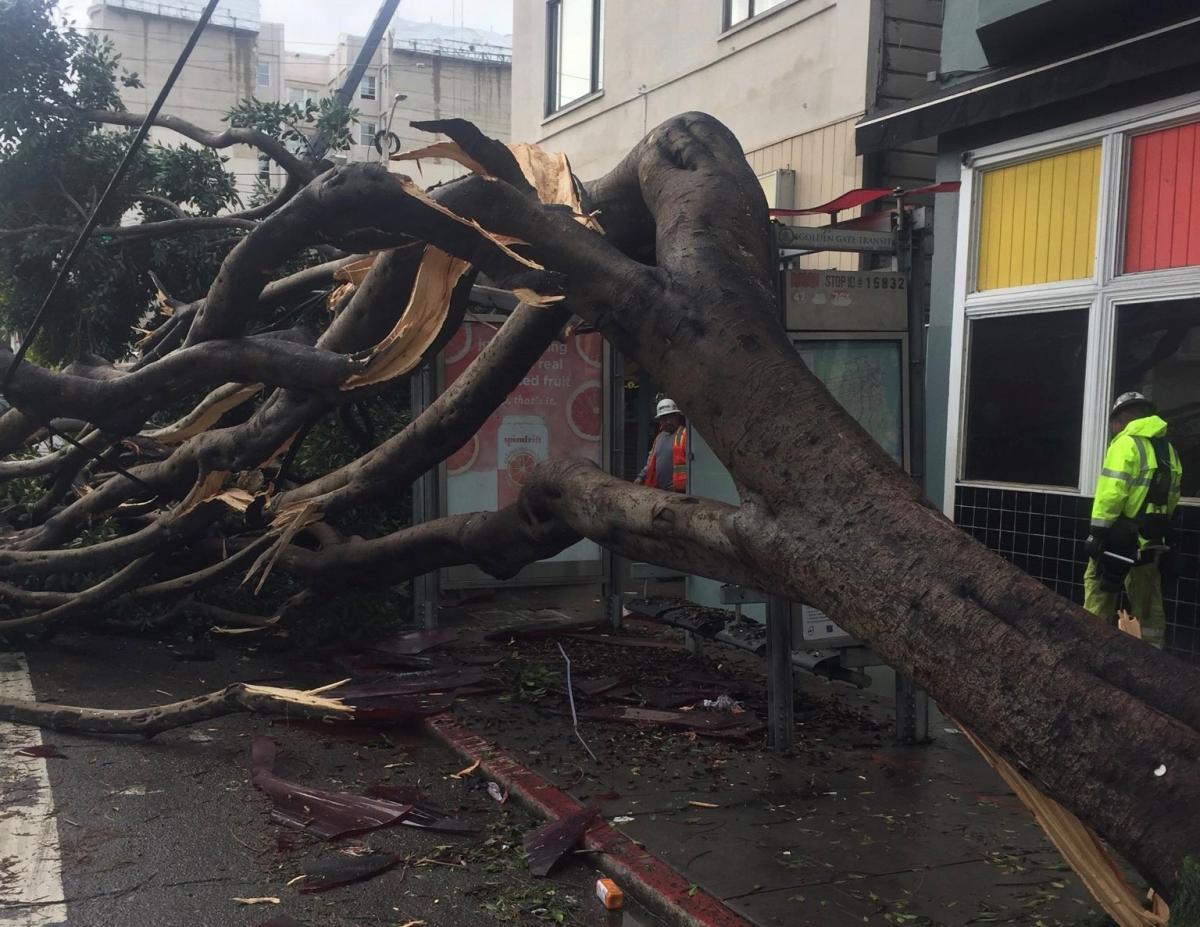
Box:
0;111;1196;902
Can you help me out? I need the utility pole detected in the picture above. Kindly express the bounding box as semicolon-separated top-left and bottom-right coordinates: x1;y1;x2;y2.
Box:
308;0;403;163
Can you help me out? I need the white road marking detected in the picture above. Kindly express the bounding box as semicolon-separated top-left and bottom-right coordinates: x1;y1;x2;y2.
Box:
0;653;67;925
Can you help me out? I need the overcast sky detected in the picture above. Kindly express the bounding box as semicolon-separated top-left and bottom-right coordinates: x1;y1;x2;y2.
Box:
58;0;512;49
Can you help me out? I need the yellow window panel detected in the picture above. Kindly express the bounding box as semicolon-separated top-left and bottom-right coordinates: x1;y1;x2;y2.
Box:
976;145;1101;291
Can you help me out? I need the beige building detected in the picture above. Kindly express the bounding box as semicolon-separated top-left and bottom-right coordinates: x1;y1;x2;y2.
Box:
85;1;512;199
512;0;941;267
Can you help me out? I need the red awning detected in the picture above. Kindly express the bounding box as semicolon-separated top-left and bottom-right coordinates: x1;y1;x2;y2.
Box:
769;188;892;217
767;181;962;218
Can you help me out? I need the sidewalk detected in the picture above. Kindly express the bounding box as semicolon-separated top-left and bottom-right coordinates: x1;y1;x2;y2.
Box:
429;585;1110;927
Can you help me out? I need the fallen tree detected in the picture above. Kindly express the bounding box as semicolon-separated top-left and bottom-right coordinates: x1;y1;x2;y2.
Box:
0;105;1196;901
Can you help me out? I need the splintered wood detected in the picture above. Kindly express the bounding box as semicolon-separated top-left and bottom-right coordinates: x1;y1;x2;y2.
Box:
142;382;264;445
951;612;1167;926
341;246;471;389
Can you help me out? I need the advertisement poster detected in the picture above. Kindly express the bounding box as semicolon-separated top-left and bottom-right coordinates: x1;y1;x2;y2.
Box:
443;322;604;567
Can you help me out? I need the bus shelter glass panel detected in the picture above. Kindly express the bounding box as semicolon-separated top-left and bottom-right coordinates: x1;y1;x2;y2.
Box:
794;338;904;463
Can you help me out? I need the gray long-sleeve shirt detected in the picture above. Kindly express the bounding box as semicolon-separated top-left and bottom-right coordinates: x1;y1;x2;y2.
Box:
637;430;676;490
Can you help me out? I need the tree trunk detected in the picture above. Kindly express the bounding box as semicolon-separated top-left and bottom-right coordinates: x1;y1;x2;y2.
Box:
0;110;1195;900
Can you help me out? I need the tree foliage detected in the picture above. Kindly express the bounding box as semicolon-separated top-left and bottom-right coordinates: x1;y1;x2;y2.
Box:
0;0;356;364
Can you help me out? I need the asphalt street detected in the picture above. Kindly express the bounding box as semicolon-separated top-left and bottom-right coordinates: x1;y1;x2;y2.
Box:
0;633;649;927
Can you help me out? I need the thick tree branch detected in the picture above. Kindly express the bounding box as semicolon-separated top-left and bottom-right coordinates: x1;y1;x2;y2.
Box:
0;338;366;434
277;301;570;514
74;107;316;182
186;163;562;345
0;682;349;738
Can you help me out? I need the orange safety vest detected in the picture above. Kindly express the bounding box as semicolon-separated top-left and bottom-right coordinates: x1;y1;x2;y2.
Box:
643;427;688;492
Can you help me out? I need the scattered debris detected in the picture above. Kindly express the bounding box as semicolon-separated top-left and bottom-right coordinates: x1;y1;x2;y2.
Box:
611;815;635;824
233;897;280;905
440;589;496;607
688;801;720;809
452;650;505;666
332;650;434;674
596;877;624;910
1154;764;1167;777
573;676;626;698
523;806;599;877
701;695;742;712
487;781;509;804
250;736;413;839
451;759;481;779
334;671;487;700
563;633;687;652
297;852;400;893
365;785;480;834
381;628;460;655
483;617;606;642
578;705;762;739
557;642;598;763
16;744;64;758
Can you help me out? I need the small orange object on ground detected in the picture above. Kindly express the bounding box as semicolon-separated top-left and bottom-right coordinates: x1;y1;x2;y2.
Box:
596;878;624;910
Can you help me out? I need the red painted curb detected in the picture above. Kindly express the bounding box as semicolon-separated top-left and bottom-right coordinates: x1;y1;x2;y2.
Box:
424;714;754;927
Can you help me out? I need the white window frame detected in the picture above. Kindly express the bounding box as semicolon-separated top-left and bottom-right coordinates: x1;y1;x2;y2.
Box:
256;60;271;89
944;89;1200;513
360;75;377;100
359;121;377;147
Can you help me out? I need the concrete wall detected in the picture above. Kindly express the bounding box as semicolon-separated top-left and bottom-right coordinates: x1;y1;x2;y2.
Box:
88;3;277;196
326;46;511;188
511;0;873;179
746;115;864;270
87;4;513;197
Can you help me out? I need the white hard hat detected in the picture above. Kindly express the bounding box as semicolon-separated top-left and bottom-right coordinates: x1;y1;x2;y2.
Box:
655;398;681;419
1110;391;1154;417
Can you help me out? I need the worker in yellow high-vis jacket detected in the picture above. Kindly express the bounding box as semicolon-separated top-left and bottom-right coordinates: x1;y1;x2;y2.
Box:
1083;392;1183;647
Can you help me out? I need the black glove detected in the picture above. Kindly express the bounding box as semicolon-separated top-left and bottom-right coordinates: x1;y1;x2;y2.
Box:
1084;528;1107;560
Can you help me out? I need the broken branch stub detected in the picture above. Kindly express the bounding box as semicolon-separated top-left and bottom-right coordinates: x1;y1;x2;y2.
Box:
0;684;349;738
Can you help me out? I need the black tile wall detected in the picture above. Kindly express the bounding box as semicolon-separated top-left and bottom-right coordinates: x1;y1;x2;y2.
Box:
954;486;1200;664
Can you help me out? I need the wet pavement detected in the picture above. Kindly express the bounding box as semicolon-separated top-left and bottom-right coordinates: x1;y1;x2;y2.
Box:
4;632;662;927
432;586;1114;927
0;583;1128;926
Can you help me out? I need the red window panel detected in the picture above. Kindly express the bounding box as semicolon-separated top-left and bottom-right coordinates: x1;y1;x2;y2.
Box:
1125;121;1200;273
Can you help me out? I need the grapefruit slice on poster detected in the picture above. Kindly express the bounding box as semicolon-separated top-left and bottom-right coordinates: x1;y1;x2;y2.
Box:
446;434;480;476
444;324;472;364
567;379;602;442
504;450;538;487
574;333;602;368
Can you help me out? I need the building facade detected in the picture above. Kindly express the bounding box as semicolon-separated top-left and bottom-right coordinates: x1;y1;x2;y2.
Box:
85;1;512;198
512;0;942;268
857;0;1200;660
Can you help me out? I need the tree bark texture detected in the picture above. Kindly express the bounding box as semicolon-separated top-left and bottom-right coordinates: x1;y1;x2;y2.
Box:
0;111;1195;899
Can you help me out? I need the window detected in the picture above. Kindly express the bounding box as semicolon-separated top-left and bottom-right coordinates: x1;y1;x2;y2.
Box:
256;60;271;89
952;102;1200;501
1113;298;1200;497
975;145;1101;291
360;75;377;100
963;309;1089;487
359;121;377;147
287;86;317;106
1124;121;1200;274
257;153;271;183
723;0;788;29
545;0;602;115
